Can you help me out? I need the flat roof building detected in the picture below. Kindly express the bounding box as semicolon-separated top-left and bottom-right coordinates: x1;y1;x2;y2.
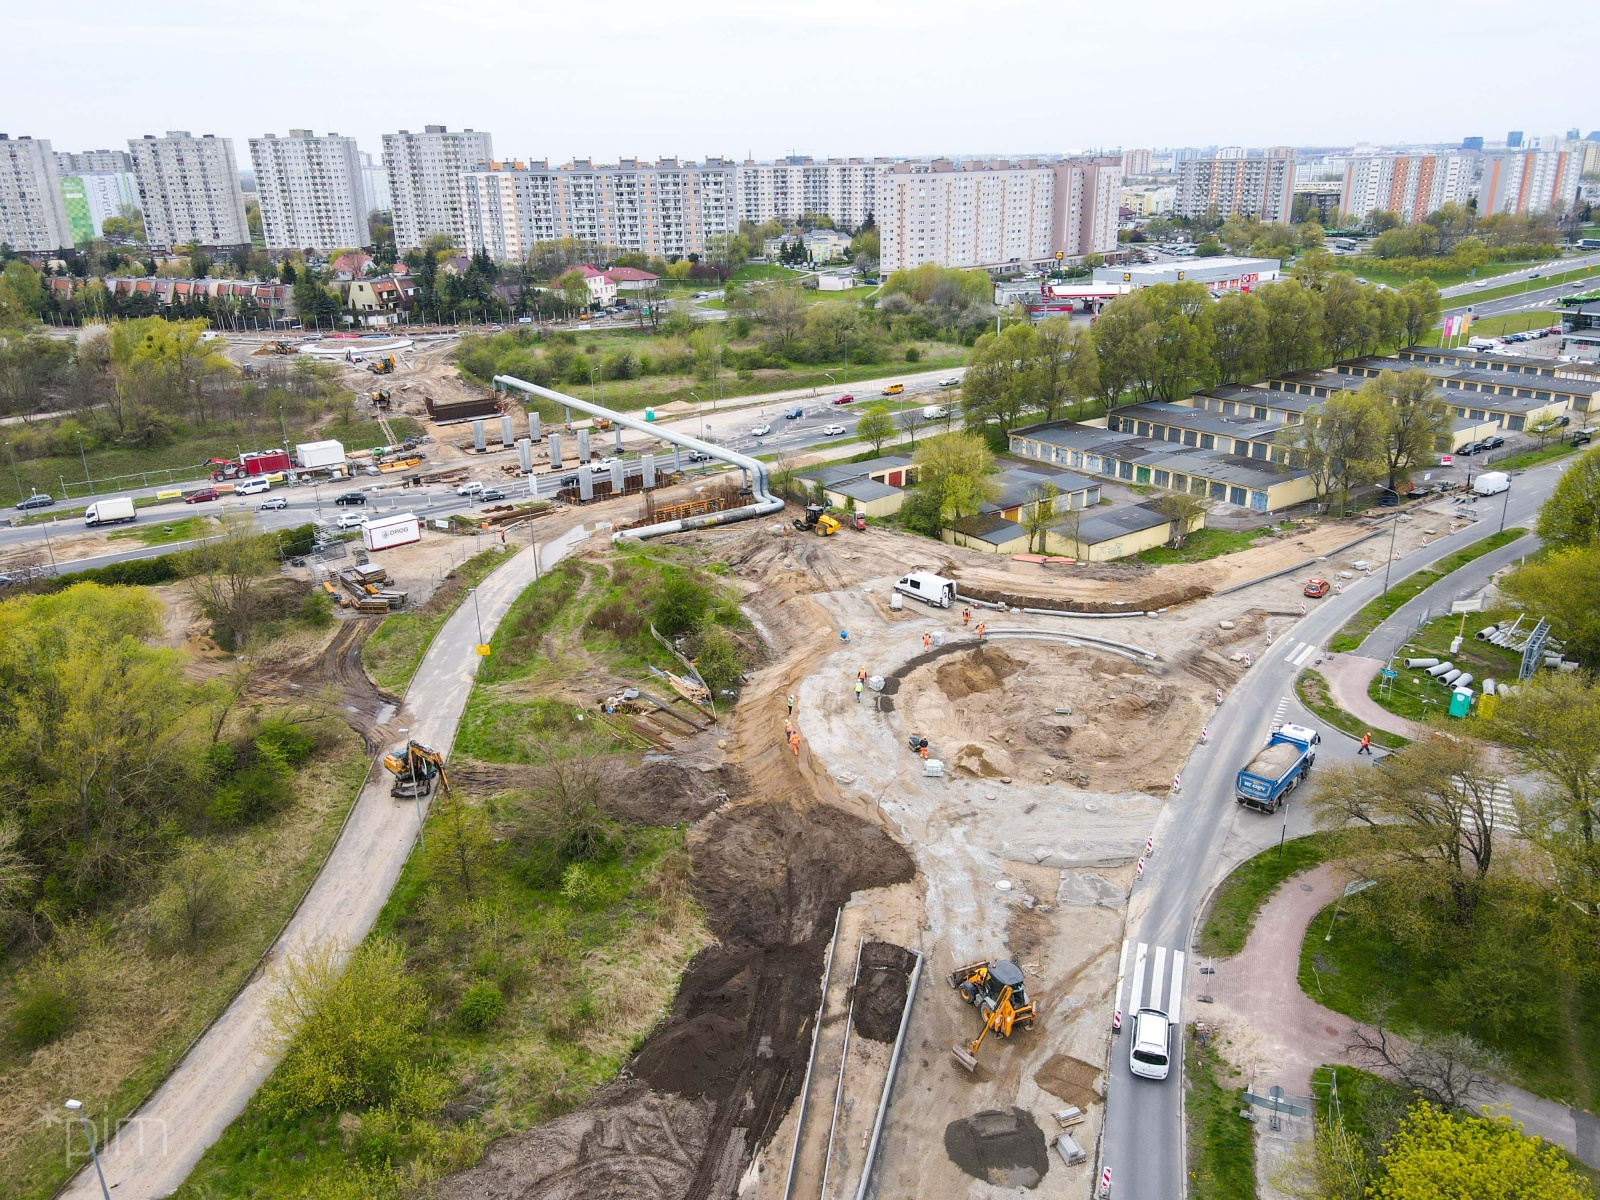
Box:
128;131;250;251
1093;255;1280;293
1176;153;1295;223
249;131;367;252
384;126;493;250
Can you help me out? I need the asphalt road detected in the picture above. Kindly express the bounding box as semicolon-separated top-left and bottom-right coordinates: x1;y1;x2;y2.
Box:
1097;462;1571;1200
1438;251;1600;300
1444;273;1599;320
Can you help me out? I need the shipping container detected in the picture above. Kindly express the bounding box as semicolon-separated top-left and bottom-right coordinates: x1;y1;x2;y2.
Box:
362;512;421;552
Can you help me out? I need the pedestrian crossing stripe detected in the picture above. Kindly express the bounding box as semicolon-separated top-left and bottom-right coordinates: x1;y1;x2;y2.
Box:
1288;641;1319;668
1115;940;1186;1027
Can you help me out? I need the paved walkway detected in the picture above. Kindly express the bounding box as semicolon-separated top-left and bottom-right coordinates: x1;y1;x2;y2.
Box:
1204;864;1600;1167
1317;654;1413;740
64;530;592;1200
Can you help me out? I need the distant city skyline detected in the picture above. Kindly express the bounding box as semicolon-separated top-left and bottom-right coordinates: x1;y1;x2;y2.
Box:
3;0;1589;164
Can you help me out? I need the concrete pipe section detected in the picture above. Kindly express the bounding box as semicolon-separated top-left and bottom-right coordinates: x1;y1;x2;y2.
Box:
492;374;783;540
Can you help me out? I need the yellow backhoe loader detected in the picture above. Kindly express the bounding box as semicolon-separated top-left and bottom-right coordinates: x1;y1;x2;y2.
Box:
949;958;1036;1071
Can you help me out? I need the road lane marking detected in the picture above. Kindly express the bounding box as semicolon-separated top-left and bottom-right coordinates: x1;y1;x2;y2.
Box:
1168;950;1186;1026
1148;946;1167;1013
1129;943;1148;1019
1114;939;1131;1024
1290;642;1318;667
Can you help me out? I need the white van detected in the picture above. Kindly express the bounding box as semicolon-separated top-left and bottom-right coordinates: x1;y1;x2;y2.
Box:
922;405;948;420
234;476;271;496
894;571;956;608
1129;1008;1172;1080
1467;336;1501;351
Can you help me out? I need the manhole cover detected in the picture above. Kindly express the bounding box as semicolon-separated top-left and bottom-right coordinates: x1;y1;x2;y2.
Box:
1300;884;1314;892
995;880;1014;892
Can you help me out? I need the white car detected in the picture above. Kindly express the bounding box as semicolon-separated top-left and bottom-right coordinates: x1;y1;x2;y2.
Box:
751;423;771;437
589;456;618;473
456;481;484;496
822;424;846;436
939;376;960;387
258;496;288;511
1129;1008;1172;1080
334;513;365;530
1475;280;1489;288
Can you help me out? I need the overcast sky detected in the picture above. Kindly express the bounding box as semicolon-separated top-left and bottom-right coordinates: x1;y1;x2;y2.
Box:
6;0;1590;163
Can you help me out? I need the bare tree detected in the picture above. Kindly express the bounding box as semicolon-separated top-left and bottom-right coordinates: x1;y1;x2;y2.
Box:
895;405;926;448
505;745;619;882
1345;1012;1502;1111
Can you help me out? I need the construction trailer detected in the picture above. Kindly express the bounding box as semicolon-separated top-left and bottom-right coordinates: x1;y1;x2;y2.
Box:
362;512;422;552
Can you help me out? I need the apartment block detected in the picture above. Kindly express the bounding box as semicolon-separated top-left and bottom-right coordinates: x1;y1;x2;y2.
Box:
0;134;72;252
1339;154;1478;224
359;151;390;215
248;130;366;251
56;149;133;175
1175;152;1295;222
1120;148;1153;177
733;157;891;230
383;126;493;249
53;148;138;243
128;132;250;250
460;158;736;262
1479;149;1577;216
877;156;1121;275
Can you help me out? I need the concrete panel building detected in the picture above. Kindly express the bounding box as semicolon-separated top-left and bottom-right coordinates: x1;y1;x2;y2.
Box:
1340;154;1478;224
460;157;736;262
0;134;72;252
1120;148;1153;178
734;157;890;230
383;126;493;250
249;131;367;251
1479;150;1577;216
1176;152;1295;222
128;132;250;251
359;150;390;215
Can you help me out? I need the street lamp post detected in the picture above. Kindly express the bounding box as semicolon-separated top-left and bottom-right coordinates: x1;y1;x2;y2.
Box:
63;1100;112;1200
76;431;93;495
1380;513;1400;598
1499;474;1512;533
471;586;485;646
4;440;22;501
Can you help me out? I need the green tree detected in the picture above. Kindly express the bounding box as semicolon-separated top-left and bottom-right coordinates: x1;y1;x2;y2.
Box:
1033;317;1097;421
963;323;1042;433
1090;291;1157;408
0;261;45;327
1144;281;1215;400
753;285;808;354
1535;447;1600;550
912;431;996;521
1151;490;1206;549
856;404;896;455
1319;272;1376;362
1022;483;1060;553
420;790;496;902
1398;279;1442;346
1363;370;1453;492
1210;290;1268;384
1370;1103;1591;1200
1284;390;1388;513
181;511;276;650
1260;280;1325;374
1501;545;1600;670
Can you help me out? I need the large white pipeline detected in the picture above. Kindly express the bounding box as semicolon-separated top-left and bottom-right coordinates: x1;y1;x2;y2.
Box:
492;374;784;541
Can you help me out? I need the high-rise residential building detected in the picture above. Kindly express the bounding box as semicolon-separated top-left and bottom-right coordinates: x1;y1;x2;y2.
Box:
56;149;133;175
0;134;72;251
876;156;1122;275
460;157;737;263
1120;148;1152;178
248;130;366;251
1175;154;1295;222
127;132;250;250
359;151;390;215
1340;154;1478;224
1480;150;1577;216
383;126;493;249
54;149;140;243
733;157;890;230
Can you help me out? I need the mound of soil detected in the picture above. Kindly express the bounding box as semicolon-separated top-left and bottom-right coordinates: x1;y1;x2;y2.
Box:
445;756;734;827
944;1107;1050;1189
850;942;917;1043
934;646;1020;700
1034;1054;1102;1110
955;580;1211;613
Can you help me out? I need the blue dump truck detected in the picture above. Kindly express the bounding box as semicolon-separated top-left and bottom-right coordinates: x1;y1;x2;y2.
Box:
1235;724;1320;813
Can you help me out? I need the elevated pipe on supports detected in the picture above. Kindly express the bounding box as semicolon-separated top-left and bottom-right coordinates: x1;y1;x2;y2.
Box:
492;374;784;541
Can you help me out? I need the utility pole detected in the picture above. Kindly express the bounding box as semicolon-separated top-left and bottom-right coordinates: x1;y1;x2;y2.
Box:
1380;513;1400;598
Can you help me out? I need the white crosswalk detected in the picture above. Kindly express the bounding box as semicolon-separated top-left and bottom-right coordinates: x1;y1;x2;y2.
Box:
1115;939;1187;1028
1271;696;1290;734
1286;640;1320;668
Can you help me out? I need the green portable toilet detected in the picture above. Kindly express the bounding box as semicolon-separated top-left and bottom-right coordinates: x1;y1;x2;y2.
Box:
1448;690;1473;718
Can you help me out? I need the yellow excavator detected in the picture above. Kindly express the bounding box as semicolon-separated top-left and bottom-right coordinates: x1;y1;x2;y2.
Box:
949;959;1036;1071
368;355;396;375
383;740;449;799
792;503;841;536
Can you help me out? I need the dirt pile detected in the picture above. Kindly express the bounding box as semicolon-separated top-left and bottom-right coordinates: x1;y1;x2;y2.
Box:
850;942;917;1043
1034;1054;1103;1110
628;798;914;1199
934;645;1019;700
943;1107;1050;1189
249;616;400;750
955;579;1211;613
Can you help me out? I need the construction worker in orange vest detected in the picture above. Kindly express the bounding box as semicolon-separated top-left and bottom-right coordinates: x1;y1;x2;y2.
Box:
962;607;971;626
923;631;931;651
976;622;985;642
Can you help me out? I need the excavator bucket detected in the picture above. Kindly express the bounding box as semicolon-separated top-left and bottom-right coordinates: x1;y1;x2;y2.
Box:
951;1042;979;1071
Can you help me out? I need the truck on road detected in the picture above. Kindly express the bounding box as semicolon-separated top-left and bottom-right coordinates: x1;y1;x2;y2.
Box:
1235;723;1320;813
83;496;137;527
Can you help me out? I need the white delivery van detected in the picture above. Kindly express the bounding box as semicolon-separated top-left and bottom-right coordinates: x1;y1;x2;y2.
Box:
922;405;948;420
83;496;137;526
894;570;956;608
234;476;270;495
1467;337;1501;351
1472;471;1510;496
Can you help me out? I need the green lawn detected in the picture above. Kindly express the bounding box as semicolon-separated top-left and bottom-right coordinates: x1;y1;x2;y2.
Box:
1496;439;1588;471
107;514;212;546
1135;525;1274;565
1185;1031;1257;1200
1328;258;1534;291
1366;604;1529;723
1200;833;1343;957
1295;669;1411;750
361;547;510;693
1326;528;1527;652
1419;312;1562;344
1445;261;1600;310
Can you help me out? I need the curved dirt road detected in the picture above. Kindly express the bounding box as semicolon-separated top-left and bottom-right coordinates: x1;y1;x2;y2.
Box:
63;530;588;1199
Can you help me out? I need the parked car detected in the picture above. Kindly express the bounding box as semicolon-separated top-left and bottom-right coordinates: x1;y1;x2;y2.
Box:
750;423;771;437
588;456;618;473
335;512;365;530
822;423;846;436
480;487;507;502
832;393;855;405
1460;441;1483;455
1304;578;1331;598
1482;435;1505;450
16;492;53;511
455;481;484;496
785;406;804;419
258;496;289;510
1571;430;1593;447
184;488;221;504
335;491;368;505
1554;415;1571;427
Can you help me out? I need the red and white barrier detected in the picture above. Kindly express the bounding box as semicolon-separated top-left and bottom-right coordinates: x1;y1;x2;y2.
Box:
1135;856;1146;877
1100;1166;1112;1196
1112;1008;1122;1033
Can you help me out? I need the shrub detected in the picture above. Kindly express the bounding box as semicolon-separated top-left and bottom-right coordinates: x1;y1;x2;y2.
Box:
149;839;235;950
255;717;317;769
589;600;643;640
10;979;78;1050
209;760;294;825
689;626;747;696
275;523;318;559
652;573;711;635
456;980;506;1032
904;345;921;362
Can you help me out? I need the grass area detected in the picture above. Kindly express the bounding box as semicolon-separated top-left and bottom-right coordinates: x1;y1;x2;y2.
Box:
1329;258;1534;291
1419;313;1563;345
361;547;510;693
1496;439;1587;471
107;513;212;545
1201;832;1347;957
1302;891;1600;1111
1135;524;1274;565
1295;669;1411;750
0;729;370;1200
1445;260;1600;309
1326;527;1527;652
1366;603;1530;723
1185;1029;1257;1200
